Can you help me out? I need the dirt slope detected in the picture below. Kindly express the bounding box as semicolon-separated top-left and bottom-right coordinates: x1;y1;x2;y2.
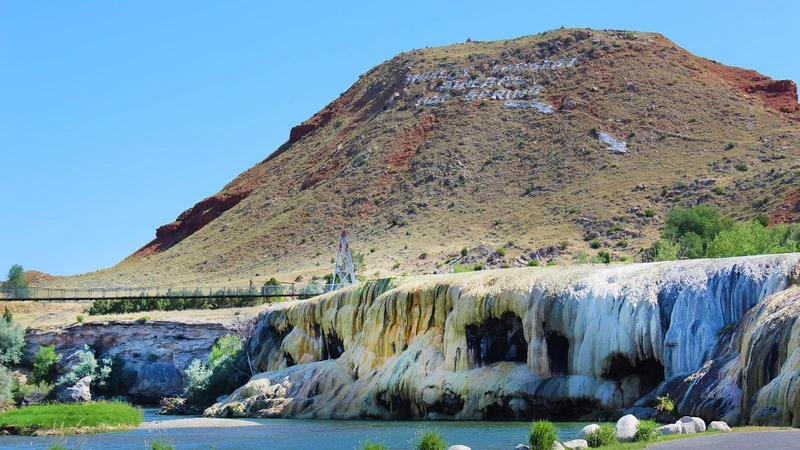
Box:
48;28;800;287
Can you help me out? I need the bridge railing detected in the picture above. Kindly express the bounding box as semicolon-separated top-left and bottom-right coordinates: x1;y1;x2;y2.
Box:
0;283;343;300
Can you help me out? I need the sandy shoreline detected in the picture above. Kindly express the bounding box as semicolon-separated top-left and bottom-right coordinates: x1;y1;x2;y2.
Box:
140;417;261;429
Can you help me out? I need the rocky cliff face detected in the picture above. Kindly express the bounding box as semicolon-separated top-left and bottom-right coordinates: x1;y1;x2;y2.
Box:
24;320;229;402
205;254;800;425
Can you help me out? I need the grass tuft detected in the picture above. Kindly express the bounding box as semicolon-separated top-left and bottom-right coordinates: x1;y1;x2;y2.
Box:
528;420;559;450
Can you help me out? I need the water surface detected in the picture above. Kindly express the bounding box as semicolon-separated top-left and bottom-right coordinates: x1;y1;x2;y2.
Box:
0;409;590;449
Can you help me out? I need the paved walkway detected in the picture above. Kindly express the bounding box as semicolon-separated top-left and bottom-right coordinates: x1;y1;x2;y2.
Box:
648;430;800;449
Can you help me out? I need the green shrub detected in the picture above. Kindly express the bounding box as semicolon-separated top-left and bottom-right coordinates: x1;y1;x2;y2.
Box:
527;259;540;267
416;430;447;450
726;142;737;150
0;315;25;366
0;366;12;406
33;345;60;384
496;247;506;257
589;239;602;249
452;265;474;273
76;314;85;323
574;251;589;264
361;441;386;450
736;163;749;172
560;240;570;248
183;335;247;406
55;345;111;390
596;251;612;264
585;423;617;447
616;239;628;248
712;186;726;195
644;208;657;217
461;247;468;256
528;420;559;450
634;419;659;442
655;395;675;414
12;380;53;406
136;316;150;324
151;441;175;450
473;263;485;271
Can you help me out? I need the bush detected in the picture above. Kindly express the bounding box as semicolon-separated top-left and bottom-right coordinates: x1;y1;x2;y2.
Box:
574;251;589;264
361;441;386;450
655;395;675;415
461;247;468;256
712;186;726;196
585;423;617;447
32;345;60;384
473;263;485;271
0;315;24;367
496;247;506;257
56;345;111;390
452;265;474;273
183;335;247;406
416;430;447;450
151;441;175;450
634;419;659;442
595;251;612;264
0;365;12;406
527;259;540;267
528;420;559;450
644;208;657;217
589;239;602;249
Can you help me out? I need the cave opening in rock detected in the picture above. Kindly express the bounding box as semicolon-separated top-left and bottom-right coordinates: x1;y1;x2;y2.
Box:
322;332;344;360
545;331;569;376
603;352;666;393
465;312;527;367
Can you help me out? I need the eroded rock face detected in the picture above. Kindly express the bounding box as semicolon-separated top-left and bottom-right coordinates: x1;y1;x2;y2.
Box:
24;320;228;403
56;376;92;403
206;254;800;423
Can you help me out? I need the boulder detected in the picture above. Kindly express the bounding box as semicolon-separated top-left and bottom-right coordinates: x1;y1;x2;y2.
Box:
56;376;92;403
576;424;599;439
552;443;564;450
615;414;639;442
709;421;732;432
513;445;531;450
657;424;682;435
676;416;705;434
562;439;588;450
447;446;471;450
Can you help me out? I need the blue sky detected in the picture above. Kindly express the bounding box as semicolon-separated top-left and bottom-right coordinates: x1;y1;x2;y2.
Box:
1;1;798;277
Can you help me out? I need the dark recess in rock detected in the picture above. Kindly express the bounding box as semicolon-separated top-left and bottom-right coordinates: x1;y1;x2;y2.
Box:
604;352;666;394
322;331;344;360
466;312;527;367
545;331;570;375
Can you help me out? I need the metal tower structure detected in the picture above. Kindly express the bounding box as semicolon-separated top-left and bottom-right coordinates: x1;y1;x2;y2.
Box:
331;231;357;290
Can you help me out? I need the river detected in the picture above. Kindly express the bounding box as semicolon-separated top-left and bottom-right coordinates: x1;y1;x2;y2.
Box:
0;409;591;449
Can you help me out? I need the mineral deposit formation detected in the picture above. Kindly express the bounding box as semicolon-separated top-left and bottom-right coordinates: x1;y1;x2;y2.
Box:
207;254;800;426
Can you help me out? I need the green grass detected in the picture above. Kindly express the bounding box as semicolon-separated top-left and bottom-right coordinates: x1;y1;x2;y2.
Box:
0;401;142;435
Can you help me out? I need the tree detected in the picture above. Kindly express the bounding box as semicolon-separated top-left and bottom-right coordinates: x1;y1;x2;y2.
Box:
32;345;60;384
3;264;29;299
0;314;24;367
230;316;258;376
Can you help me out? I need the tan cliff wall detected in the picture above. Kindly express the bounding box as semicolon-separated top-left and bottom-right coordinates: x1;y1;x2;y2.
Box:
24;321;229;402
206;254;800;424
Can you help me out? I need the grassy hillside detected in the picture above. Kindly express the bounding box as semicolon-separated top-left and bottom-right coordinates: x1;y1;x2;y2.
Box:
44;28;800;288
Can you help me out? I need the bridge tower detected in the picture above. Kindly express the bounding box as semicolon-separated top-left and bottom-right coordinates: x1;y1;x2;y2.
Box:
331;231;357;290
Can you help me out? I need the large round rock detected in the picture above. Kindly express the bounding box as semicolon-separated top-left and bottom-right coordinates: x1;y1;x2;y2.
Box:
615;414;639;442
576;424;600;439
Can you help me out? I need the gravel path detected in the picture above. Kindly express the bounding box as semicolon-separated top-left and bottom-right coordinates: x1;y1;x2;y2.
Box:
648;430;800;449
140;417;261;429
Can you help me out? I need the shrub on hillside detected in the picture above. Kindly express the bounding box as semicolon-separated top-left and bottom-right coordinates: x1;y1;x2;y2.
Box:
528;420;559;450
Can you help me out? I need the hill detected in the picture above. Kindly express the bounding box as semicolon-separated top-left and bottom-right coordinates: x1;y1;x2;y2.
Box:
51;28;800;287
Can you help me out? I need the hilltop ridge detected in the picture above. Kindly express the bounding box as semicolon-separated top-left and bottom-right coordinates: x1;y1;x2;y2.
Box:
49;28;800;287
